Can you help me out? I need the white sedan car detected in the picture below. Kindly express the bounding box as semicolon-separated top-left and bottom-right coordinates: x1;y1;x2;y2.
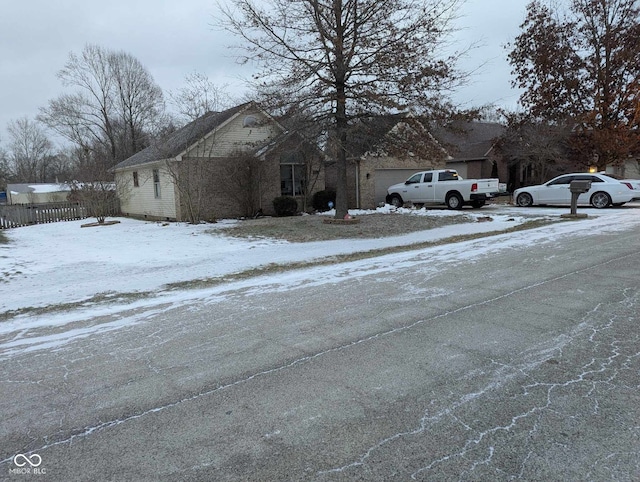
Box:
599;172;640;200
513;173;635;208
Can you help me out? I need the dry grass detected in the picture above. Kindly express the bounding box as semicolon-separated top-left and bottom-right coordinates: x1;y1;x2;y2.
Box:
214;212;475;242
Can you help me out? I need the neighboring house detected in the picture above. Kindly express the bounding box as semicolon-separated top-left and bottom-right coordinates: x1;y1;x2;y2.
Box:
326;114;449;209
328;116;506;208
605;158;640;179
6;183;72;204
433;121;506;181
113;102;324;221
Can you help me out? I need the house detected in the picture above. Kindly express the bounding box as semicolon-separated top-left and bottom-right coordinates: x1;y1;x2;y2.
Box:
328;116;506;208
325;114;448;209
433;121;506;181
113;102;325;221
6;183;72;204
604;158;640;179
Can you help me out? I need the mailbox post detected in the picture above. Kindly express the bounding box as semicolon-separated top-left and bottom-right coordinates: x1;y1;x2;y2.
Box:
569;179;592;215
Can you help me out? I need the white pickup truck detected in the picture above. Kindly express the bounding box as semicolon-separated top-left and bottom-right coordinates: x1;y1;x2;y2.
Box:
386;169;500;209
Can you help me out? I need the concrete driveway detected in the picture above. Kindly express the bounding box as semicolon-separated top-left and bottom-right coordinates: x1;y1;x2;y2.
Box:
1;206;639;481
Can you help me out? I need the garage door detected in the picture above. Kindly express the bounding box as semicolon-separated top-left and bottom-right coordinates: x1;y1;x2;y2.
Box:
375;169;429;206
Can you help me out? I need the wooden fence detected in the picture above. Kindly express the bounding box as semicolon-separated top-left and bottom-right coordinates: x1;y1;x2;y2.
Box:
0;201;120;229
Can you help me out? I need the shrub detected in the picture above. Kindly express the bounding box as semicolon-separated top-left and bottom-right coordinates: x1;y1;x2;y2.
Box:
312;190;336;212
272;196;299;216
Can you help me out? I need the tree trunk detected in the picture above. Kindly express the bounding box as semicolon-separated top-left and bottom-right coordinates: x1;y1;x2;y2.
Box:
334;127;349;219
334;11;349;220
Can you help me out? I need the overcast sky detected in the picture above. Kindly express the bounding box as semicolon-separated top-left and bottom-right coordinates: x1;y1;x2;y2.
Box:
0;0;526;148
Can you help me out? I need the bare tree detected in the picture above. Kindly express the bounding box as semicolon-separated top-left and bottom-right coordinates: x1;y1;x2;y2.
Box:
6;117;53;182
46;148;76;182
164;73;234;221
110;50;165;159
169;72;232;122
214;148;268;218
38;44;165;173
496;112;572;188
217;0;466;218
68;180;119;224
0;142;11;188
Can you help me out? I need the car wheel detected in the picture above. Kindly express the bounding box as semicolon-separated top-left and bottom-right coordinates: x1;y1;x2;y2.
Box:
516;192;533;207
389;195;404;208
446;192;463;210
471;200;486;208
590;191;611;208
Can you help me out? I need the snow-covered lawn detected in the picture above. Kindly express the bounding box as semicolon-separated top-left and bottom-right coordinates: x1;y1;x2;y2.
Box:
1;202;640;358
1;203;638;315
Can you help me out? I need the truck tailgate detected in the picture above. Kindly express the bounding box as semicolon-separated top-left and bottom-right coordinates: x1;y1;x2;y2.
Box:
476;179;500;192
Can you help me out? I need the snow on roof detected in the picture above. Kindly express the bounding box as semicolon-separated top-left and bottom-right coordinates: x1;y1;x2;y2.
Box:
7;183;72;194
29;184;72;193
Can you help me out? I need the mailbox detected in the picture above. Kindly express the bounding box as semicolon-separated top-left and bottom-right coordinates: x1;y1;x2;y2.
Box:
570;179;591;193
567;179;591;216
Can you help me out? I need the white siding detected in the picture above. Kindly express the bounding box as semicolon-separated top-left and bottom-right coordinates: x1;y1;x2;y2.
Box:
184;110;281;159
117;164;177;220
115;107;285;220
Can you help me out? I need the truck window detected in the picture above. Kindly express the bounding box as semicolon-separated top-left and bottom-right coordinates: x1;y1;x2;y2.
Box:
406;173;423;184
438;171;458;181
423;173;433;182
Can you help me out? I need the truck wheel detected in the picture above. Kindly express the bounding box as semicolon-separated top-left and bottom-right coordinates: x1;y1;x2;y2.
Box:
389;195;404;208
446;192;463;210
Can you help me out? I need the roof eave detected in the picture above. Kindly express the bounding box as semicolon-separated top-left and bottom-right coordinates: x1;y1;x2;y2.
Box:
114;158;174;172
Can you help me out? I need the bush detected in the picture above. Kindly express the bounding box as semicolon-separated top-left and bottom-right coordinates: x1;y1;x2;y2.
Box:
272;196;299;216
312;190;336;212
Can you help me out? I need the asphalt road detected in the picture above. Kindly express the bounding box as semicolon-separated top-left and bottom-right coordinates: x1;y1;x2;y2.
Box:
1;215;639;481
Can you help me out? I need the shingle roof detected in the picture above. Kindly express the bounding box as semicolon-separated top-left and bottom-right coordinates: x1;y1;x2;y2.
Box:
347;113;433;158
113;102;253;170
431;121;505;160
342;116;505;161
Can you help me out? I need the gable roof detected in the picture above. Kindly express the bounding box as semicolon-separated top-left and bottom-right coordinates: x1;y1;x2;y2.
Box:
431;121;505;161
341;116;505;162
344;114;447;160
114;102;264;170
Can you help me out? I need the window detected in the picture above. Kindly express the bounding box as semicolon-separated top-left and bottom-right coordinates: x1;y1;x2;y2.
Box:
438;171;459;181
280;151;306;196
548;175;573;185
423;173;433;182
133;171;139;187
153;169;161;198
406;173;422;184
280;164;306;196
243;115;259;127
